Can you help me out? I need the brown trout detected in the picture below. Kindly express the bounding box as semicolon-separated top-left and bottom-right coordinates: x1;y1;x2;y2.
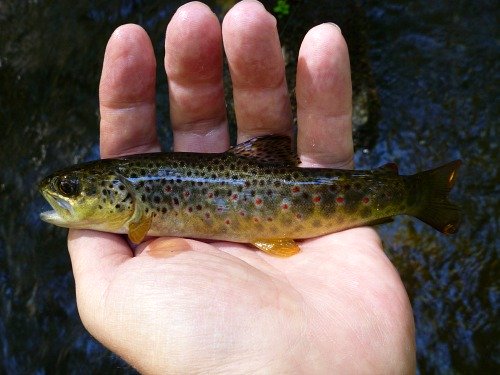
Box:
39;135;461;256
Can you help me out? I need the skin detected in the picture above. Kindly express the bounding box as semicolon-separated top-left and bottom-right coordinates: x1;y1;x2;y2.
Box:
68;1;416;373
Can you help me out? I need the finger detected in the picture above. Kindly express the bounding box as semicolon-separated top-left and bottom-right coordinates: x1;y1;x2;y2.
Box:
222;0;292;142
296;24;353;169
165;2;228;153
100;24;160;158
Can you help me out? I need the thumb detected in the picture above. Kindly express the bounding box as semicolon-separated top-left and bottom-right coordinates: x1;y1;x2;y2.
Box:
67;229;132;297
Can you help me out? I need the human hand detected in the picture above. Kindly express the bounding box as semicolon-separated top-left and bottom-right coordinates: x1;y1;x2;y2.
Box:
68;1;415;373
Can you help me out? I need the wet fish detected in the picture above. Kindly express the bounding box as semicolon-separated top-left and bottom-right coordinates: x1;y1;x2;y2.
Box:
39;135;461;256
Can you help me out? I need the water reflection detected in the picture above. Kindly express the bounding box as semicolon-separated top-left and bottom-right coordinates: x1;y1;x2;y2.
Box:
0;0;498;373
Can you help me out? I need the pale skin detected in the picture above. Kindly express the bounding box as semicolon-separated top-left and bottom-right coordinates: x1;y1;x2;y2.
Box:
68;1;416;374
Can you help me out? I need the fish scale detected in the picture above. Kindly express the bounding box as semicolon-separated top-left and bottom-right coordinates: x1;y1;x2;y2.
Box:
39;135;461;256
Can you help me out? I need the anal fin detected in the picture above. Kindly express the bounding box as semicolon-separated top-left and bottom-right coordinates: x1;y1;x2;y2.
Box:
252;238;300;257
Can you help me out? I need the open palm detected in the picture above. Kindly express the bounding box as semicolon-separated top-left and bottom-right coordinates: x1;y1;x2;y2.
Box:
68;2;415;373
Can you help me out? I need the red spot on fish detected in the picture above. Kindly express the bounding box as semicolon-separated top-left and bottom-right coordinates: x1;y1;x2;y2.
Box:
281;203;289;210
291;186;301;193
239;211;246;217
267;217;273;222
183;191;190;198
225;219;231;225
207;192;214;199
164;185;172;193
205;212;211;219
336;196;345;204
196;204;202;210
253;217;260;223
255;197;263;206
217;207;223;213
231;193;238;201
187;207;193;213
312;195;321;203
362;197;370;204
296;213;302;220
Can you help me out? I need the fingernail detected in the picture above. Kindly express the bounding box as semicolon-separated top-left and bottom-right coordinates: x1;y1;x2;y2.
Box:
146;238;192;258
326;22;342;34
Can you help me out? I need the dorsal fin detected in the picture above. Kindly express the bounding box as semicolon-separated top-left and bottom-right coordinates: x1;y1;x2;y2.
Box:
227;135;298;166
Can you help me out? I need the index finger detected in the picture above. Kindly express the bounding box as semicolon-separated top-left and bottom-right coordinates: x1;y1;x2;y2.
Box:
99;24;160;158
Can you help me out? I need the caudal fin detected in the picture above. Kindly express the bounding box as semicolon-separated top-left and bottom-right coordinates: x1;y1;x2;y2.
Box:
411;160;462;234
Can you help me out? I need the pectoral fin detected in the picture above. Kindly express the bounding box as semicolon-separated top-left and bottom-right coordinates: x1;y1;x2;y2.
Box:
252;238;301;257
128;214;152;244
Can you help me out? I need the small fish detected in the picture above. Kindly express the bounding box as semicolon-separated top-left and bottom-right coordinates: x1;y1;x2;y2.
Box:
39;135;461;257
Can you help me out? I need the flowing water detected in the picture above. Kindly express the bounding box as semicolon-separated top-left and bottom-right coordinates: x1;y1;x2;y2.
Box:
0;0;498;373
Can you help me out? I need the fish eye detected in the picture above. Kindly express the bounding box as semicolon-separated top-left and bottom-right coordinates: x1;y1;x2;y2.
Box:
57;176;80;196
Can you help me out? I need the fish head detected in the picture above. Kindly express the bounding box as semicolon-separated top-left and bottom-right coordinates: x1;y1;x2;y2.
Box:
39;163;133;231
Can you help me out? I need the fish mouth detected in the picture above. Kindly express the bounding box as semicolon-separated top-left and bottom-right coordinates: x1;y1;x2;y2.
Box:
39;190;74;225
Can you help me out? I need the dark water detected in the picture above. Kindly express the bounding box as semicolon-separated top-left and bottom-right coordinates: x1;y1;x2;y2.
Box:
1;0;498;373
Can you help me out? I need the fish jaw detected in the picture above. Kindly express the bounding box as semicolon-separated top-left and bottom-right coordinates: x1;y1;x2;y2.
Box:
39;189;76;227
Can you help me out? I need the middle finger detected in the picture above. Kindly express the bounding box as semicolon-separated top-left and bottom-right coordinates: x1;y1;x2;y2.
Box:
165;2;228;153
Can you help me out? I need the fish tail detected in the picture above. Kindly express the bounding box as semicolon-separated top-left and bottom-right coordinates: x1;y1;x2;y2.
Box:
409;160;462;234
